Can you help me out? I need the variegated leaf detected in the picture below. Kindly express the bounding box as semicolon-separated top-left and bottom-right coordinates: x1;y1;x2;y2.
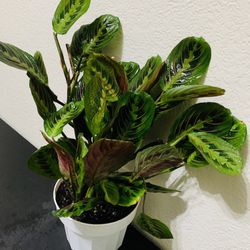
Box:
52;0;91;34
0;41;47;83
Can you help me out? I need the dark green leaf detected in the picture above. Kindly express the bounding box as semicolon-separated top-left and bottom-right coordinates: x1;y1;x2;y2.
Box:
120;61;140;90
70;15;121;62
53;199;97;217
133;144;183;179
168;102;234;146
101;180;120;205
136;55;162;92
146;182;180;193
137;213;173;239
156;85;225;112
85;139;135;185
34;51;48;84
0;41;47;83
52;0;91;34
44;100;84;137
29;78;57;119
112;92;155;145
188;132;243;175
161;37;211;91
27;144;61;179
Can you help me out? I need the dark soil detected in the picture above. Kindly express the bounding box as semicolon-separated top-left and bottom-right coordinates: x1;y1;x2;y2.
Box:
56;181;136;224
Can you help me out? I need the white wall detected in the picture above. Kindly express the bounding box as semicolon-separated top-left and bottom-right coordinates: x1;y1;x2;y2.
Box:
0;1;250;249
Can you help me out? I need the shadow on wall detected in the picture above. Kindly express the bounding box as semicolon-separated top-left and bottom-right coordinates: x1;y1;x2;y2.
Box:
187;140;249;215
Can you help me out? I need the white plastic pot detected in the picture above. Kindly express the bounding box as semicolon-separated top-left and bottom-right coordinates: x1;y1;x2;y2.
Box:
53;179;139;250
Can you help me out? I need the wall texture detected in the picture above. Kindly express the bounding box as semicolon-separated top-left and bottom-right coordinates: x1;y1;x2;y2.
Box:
0;1;250;249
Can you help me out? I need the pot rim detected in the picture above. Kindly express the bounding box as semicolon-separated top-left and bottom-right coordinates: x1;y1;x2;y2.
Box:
53;178;140;228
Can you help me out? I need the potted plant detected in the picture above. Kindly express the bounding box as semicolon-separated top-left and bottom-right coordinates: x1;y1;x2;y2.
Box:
0;0;247;250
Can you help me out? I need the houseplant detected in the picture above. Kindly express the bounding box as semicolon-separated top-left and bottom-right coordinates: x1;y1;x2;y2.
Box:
0;0;247;249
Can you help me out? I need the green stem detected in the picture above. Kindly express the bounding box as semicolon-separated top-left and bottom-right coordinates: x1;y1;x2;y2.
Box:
54;99;65;106
53;33;70;85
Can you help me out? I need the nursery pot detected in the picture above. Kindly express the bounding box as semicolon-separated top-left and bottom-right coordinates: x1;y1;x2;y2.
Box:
53;179;139;250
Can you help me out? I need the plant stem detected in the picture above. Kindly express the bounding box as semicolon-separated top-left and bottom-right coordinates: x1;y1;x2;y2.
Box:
66;44;75;74
53;33;71;84
142;193;147;213
54;99;65;106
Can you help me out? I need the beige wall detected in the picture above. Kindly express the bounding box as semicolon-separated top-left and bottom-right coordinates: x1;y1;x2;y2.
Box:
0;1;250;249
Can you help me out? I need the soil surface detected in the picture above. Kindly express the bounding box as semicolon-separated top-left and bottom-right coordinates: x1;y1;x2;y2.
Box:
56;181;136;224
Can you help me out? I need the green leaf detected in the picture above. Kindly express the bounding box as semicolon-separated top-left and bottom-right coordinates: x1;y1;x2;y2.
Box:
161;37;211;91
136;55;162;92
84;75;109;137
145;182;180;193
27;144;61;179
168;102;235;146
137;213;173;239
110;175;145;206
186;151;208;168
101;180;120;205
112;92;155;145
29;78;57;119
53;199;97;217
52;0;91;35
34;51;48;84
86;53;128;96
85;139;135;185
120;61;140;90
0;41;47;83
44;101;84;137
222;118;247;149
75;134;88;197
133;144;183;179
70;15;121;62
156;85;225;112
188;132;243;175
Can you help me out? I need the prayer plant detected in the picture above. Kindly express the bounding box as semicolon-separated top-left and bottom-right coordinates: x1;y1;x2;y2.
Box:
0;0;247;240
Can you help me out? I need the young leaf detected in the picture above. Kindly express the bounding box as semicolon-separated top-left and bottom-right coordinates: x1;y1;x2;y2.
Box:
156;85;225;111
34;51;48;84
188;132;243;175
146;182;180;193
0;41;47;83
52;0;91;35
27;144;61;179
42;135;79;192
136;55;162;92
75;134;88;197
100;180;120;205
85;139;135;185
120;61;140;90
112;92;155;145
53;199;97;217
137;213;173;239
29;78;57;119
161;37;211;91
70;15;121;62
222;118;247;149
168;102;234;146
44;100;84;137
133;144;183;179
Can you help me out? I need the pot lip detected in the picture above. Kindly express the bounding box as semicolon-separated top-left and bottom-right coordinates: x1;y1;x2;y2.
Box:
53;178;140;227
